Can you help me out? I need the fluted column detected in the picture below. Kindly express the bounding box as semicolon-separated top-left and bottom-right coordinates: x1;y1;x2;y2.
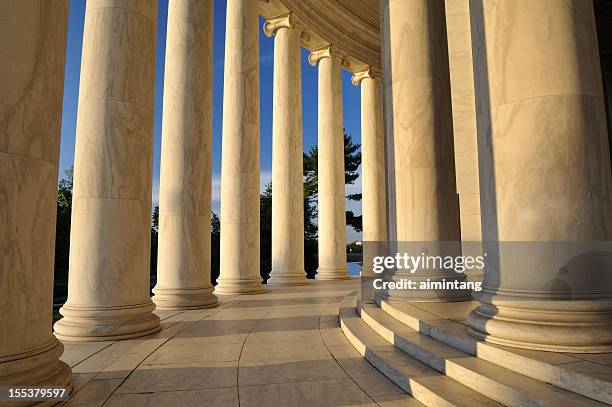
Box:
469;0;612;351
54;0;161;340
215;0;265;294
264;15;308;285
309;47;349;280
352;69;387;278
152;0;218;310
380;0;469;301
0;0;72;389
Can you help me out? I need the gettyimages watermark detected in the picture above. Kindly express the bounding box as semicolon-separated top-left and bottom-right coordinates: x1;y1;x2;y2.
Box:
370;252;485;292
359;241;612;301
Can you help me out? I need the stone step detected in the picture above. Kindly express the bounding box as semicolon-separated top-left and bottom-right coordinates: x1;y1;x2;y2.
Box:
339;294;503;407
377;299;612;405
359;302;606;407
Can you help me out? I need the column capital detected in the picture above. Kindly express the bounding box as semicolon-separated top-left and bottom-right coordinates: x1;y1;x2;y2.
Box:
263;13;309;40
351;67;383;86
308;45;350;68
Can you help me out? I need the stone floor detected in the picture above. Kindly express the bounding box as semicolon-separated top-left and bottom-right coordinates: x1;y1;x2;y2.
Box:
59;279;419;407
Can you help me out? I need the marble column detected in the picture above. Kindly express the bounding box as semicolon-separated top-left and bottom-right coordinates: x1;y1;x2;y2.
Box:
264;15;308;285
0;0;72;389
215;0;265;294
54;0;161;340
444;0;483;282
352;69;387;277
380;0;469;301
309;47;349;280
152;0;218;310
469;0;612;352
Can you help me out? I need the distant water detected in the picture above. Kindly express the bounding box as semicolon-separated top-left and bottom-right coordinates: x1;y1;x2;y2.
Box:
347;262;361;276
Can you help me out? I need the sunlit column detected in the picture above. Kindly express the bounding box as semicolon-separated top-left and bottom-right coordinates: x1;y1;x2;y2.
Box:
215;0;265;294
264;15;308;285
309;47;349;280
352;69;387;278
153;0;218;309
380;0;469;301
54;0;161;340
0;0;72;388
468;0;612;351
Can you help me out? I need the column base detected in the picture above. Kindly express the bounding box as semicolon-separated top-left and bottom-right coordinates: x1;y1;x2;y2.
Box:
152;287;218;310
53;301;161;341
214;278;266;295
316;268;350;280
267;271;310;286
0;338;72;397
468;294;612;353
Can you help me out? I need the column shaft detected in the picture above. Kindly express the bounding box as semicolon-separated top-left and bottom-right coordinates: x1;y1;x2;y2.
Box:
215;0;265;294
312;50;349;280
266;17;307;285
381;0;469;301
360;76;387;245
0;0;72;388
153;0;218;309
54;0;161;340
354;73;387;278
469;0;612;351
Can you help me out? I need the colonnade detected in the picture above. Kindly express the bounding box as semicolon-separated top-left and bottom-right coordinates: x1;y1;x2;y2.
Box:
2;0;612;391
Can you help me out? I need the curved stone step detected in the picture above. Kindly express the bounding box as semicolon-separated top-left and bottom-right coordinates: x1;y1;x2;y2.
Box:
377;299;612;405
339;294;503;407
359;302;606;407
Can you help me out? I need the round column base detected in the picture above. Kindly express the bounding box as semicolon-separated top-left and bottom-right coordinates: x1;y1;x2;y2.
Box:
214;278;266;295
316;268;350;280
267;271;310;286
54;301;161;341
152;287;218;310
468;296;612;353
0;338;72;396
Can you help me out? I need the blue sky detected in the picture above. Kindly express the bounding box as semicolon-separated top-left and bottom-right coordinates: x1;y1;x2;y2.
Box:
58;0;362;241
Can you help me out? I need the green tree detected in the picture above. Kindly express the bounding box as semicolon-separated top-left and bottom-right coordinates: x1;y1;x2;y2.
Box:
260;130;362;279
303;129;363;234
259;184;273;282
150;206;159;281
54;166;73;300
211;211;221;285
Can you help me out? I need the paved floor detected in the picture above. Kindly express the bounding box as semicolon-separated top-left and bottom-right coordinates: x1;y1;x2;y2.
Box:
60;279;417;406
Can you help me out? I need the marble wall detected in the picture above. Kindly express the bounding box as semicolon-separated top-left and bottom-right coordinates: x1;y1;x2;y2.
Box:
445;0;483;280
